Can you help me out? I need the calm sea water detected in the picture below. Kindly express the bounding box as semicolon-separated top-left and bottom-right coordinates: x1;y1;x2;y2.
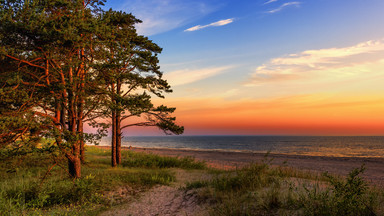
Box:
96;136;384;158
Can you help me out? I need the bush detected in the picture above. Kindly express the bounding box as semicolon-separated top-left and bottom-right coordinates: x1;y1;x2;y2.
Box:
301;165;377;216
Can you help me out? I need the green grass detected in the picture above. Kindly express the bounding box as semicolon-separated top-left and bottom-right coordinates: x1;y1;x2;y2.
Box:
0;146;206;215
186;163;384;216
298;165;382;216
1;146;383;216
86;146;206;169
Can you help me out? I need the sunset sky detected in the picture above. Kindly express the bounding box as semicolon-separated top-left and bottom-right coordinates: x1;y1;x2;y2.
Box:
102;0;384;136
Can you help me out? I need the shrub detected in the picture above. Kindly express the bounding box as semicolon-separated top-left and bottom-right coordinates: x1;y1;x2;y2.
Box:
301;165;377;216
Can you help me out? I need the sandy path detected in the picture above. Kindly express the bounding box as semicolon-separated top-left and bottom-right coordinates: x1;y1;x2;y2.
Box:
100;169;210;216
101;186;204;216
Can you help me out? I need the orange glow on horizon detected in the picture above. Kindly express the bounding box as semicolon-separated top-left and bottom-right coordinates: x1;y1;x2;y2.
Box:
84;93;384;136
155;94;384;136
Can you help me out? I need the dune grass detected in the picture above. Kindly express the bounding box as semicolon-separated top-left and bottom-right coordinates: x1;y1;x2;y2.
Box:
0;146;206;215
1;146;383;215
87;146;206;169
185;162;384;216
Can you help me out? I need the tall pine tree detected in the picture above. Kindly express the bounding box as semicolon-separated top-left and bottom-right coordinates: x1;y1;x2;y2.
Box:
95;10;183;167
0;0;183;174
0;0;106;178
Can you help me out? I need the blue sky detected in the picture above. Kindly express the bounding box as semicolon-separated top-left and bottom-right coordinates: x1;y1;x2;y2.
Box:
101;0;384;135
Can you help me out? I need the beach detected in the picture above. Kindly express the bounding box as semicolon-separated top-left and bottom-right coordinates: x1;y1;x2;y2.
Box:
97;146;384;186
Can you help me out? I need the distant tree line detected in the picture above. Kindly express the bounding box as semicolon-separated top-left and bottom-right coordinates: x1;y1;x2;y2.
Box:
0;0;183;178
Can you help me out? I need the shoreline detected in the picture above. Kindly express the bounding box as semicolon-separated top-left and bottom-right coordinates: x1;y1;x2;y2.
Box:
94;144;384;158
94;145;384;186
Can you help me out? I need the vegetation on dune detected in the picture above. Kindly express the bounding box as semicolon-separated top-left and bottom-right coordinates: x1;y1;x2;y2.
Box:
0;146;383;215
0;146;205;215
186;162;384;215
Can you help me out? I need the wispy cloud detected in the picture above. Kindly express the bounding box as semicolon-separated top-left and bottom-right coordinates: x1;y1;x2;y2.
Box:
264;0;278;5
246;39;384;86
184;18;234;32
267;2;301;13
164;66;233;86
119;0;221;36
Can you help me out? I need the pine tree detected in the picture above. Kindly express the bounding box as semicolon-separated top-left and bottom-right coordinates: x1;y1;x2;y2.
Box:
0;0;183;174
96;10;183;167
0;0;106;178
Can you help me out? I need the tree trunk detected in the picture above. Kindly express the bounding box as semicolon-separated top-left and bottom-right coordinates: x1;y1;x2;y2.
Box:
67;65;81;177
68;143;81;178
68;156;81;178
111;109;117;167
79;47;86;163
78;118;85;163
116;110;121;164
60;101;66;129
77;84;85;163
116;79;121;164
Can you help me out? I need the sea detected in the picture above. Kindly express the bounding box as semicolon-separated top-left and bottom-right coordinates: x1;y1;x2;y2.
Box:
95;136;384;158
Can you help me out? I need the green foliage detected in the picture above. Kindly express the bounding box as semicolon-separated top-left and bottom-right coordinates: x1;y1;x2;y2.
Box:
1;146;383;215
85;146;206;169
0;0;183;174
0;148;180;215
187;163;382;216
185;163;283;215
185;180;209;190
326;165;370;214
212;163;280;192
300;165;377;216
96;9;184;147
0;0;113;177
121;152;206;169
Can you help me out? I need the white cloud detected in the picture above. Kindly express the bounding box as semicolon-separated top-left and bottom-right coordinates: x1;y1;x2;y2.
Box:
164;66;233;86
120;0;220;36
264;0;278;5
267;2;301;13
184;18;234;32
246;39;384;86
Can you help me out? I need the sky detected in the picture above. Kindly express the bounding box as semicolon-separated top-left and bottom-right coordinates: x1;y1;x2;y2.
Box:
101;0;384;136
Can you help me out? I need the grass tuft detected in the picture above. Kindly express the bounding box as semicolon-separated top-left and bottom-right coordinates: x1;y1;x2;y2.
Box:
187;162;384;215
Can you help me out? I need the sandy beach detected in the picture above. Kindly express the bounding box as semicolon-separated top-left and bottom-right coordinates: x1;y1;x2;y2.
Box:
96;146;384;186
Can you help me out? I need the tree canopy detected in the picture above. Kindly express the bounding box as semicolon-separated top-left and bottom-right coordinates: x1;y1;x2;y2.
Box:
0;0;183;177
